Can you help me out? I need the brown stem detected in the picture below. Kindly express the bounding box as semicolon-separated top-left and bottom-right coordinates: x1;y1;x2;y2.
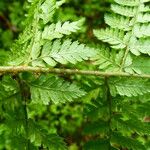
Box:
0;66;149;78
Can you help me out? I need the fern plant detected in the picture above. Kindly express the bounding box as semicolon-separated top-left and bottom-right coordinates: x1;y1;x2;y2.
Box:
93;0;150;74
83;0;150;149
0;0;150;150
0;0;95;149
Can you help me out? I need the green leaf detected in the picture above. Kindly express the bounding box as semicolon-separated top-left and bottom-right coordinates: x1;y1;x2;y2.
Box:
39;0;56;24
133;23;150;38
113;116;150;135
29;75;86;104
92;45;122;71
114;0;139;6
129;37;150;56
31;30;42;59
111;132;146;150
42;20;81;40
137;13;150;23
109;77;150;97
111;4;137;17
105;14;133;31
10;135;38;150
94;28;127;49
0;75;19;101
32;39;96;66
139;4;150;12
28;119;67;150
125;56;150;74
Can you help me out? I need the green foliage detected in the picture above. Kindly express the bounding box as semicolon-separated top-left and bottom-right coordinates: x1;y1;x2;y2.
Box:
29;74;86;104
0;75;19;101
109;77;150;97
94;0;150;73
94;28;127;49
0;0;94;149
111;132;146;150
31;39;95;67
28;119;67;149
42;20;82;40
92;45;123;71
83;0;150;149
0;0;150;150
9;0;95;67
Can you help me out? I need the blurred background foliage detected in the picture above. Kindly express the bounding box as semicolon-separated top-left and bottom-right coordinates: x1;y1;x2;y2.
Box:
0;0;112;149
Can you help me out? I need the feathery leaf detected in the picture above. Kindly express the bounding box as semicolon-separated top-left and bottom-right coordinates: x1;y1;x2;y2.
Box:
29;75;86;104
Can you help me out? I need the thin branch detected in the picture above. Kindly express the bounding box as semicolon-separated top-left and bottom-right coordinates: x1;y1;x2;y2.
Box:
0;66;149;78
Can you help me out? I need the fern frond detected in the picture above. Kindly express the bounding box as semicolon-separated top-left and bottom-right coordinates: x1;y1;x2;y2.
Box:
137;13;150;23
141;0;150;2
113;116;150;135
111;4;137;17
39;0;56;24
125;56;150;74
84;99;109;120
29;75;86;104
120;97;150;118
31;39;95;67
94;0;150;72
4;108;25;133
56;0;66;8
111;132;146;150
114;0;139;6
10;29;95;67
105;14;133;31
133;23;150;38
9;0;94;67
139;4;150;12
109;77;150;97
0;51;10;66
136;101;150;116
9;135;38;150
0;75;19;101
129;38;150;55
42;20;81;40
92;45;122;71
94;28;127;49
28;119;67;150
28;0;62;24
